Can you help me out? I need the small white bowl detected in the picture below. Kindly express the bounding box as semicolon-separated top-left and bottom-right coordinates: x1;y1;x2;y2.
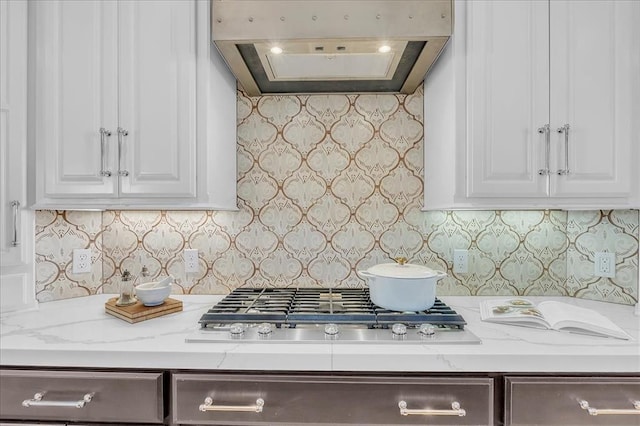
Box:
135;282;171;306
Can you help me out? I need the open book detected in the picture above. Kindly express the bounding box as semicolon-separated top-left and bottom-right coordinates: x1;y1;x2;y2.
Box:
480;299;631;340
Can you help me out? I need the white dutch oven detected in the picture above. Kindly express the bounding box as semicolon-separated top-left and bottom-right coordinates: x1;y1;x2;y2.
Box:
357;258;447;312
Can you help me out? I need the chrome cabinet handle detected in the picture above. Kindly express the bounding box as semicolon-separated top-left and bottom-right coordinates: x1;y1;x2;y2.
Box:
99;127;112;177
22;392;94;408
399;400;466;417
117;127;129;177
537;124;550;176
199;397;264;413
580;400;640;416
10;200;20;247
557;123;570;175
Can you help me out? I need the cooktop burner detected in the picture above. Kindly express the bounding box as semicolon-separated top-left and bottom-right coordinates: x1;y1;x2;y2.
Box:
188;288;481;344
198;288;467;329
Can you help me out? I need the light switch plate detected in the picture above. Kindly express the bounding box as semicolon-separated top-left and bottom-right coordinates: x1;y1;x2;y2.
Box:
73;249;92;274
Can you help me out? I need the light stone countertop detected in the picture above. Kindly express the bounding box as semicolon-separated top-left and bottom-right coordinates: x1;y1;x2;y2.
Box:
0;294;638;373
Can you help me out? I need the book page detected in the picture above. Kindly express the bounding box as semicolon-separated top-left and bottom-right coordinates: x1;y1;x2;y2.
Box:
480;299;551;329
537;301;631;340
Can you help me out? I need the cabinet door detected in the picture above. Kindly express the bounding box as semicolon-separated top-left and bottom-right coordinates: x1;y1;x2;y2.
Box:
0;0;26;266
549;0;639;198
466;0;549;198
0;0;35;313
118;0;197;198
34;0;118;197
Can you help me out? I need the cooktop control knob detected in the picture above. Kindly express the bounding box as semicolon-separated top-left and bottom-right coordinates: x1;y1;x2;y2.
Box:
391;323;407;336
418;323;436;337
324;323;339;336
229;323;245;338
257;323;274;337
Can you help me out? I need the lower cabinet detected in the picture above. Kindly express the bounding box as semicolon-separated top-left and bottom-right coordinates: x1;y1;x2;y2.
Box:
0;369;164;424
171;373;495;425
2;369;638;425
505;376;640;426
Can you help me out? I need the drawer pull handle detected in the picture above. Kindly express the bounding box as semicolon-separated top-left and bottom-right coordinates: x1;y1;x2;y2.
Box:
579;400;640;416
22;392;94;408
199;397;264;413
399;400;466;417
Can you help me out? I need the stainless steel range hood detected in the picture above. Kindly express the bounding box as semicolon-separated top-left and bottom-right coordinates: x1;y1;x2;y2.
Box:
211;0;453;96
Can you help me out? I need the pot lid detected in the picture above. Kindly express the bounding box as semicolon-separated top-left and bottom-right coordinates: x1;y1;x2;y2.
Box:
366;262;442;279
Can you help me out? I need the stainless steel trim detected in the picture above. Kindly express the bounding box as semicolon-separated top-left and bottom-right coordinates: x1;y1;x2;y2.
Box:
557;124;570;175
10;200;20;247
99;127;112;177
399;400;466;417
117;127;129;177
199;397;264;413
579;400;640;416
211;0;453;95
537;124;550;176
186;326;482;344
22;392;94;409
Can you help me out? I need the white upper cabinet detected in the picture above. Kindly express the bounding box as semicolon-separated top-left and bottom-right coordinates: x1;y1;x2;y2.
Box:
1;0;36;312
35;0;118;198
466;0;549;198
548;0;636;199
30;0;237;210
424;0;640;210
117;0;196;198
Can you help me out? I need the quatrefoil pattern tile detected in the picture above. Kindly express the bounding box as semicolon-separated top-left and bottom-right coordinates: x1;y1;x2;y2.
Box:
34;89;639;305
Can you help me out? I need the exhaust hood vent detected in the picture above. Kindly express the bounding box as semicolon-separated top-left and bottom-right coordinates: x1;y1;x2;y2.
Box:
211;0;453;96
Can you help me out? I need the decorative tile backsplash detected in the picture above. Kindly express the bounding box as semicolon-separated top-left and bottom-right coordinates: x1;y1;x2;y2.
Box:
34;89;639;305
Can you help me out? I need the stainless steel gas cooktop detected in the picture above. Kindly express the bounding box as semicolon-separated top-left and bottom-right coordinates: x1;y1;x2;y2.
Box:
186;288;481;344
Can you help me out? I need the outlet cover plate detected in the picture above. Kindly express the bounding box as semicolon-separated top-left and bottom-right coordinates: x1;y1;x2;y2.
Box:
453;249;468;274
184;249;199;273
594;252;615;278
73;249;92;274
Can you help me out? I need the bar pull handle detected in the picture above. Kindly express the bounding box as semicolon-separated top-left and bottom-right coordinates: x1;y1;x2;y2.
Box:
99;127;112;177
537;124;550;176
579;400;640;416
557;123;570;175
399;401;466;417
10;200;20;247
199;397;264;413
117;127;129;177
22;392;94;409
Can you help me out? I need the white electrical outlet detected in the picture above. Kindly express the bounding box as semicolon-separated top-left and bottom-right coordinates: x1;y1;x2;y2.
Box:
73;249;92;274
184;249;199;273
594;252;615;278
453;249;468;274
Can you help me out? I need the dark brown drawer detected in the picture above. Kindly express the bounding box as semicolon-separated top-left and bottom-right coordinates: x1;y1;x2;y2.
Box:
0;369;164;424
505;376;640;425
172;373;494;425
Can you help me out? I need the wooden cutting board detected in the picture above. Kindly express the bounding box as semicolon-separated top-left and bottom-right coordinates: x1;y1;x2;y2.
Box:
105;297;183;323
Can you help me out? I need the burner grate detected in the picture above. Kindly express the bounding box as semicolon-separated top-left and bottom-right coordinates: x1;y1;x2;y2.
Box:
288;288;376;324
198;288;294;324
198;288;467;329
